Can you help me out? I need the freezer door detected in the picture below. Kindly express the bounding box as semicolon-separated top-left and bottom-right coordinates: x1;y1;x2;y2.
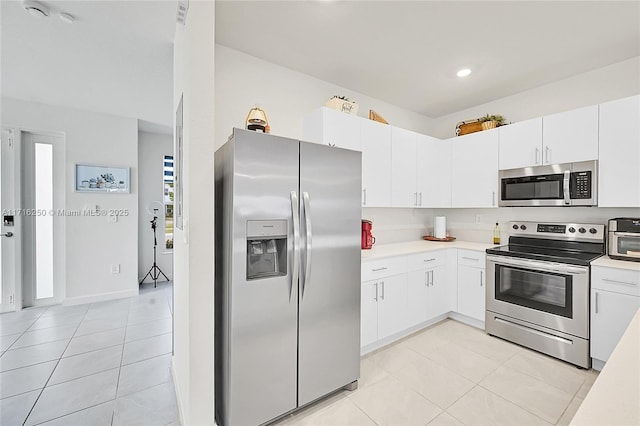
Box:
298;141;362;406
228;130;299;426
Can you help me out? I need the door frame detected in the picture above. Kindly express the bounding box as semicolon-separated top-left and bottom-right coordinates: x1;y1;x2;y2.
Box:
21;130;66;307
1;128;23;313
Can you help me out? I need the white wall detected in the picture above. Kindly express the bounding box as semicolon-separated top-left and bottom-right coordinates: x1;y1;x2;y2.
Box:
172;2;216;424
215;45;435;149
1;97;139;304
431;56;640;139
138;131;173;282
362;208;434;246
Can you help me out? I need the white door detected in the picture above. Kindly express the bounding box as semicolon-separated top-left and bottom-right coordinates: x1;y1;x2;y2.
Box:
417;135;451;208
427;265;450;319
407;269;428;327
22;132;65;307
542;105;598;165
498;117;543;170
590;289;640;362
361;280;379;348
377;274;408;339
1;129;20;313
457;265;486;322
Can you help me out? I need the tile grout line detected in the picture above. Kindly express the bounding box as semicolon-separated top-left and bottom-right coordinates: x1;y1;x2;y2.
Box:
21;305;91;426
2;308;49;352
475;381;553;424
29;399;117;426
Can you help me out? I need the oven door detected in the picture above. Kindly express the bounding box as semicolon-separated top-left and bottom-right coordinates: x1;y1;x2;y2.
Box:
486;255;589;338
609;232;640;261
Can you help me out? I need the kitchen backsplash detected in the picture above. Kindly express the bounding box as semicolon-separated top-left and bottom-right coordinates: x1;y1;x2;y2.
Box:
364;207;638;246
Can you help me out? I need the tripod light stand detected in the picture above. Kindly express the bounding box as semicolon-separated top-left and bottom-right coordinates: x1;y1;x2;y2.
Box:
140;208;169;288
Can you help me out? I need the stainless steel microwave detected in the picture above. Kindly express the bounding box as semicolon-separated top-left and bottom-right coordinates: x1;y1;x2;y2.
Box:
499;160;597;207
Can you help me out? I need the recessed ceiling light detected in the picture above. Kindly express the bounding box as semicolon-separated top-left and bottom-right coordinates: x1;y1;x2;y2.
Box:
59;12;75;24
456;68;472;78
23;0;49;18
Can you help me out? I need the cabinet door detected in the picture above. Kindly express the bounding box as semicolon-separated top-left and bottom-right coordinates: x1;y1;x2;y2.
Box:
590;289;640;362
361;280;379;348
457;265;486;322
391;127;418;207
377;274;408;339
542;105;598;165
451;130;499;208
407;269;429;327
322;108;362;151
417;135;451;208
427;265;451;319
361;119;392;207
499;117;543;170
598;95;640;207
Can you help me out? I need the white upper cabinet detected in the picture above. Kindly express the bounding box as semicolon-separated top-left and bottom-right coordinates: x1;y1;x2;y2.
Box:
542;105;599;165
451;129;499;208
418;135;452;208
302;107;361;151
361;119;392;207
598;95;640;207
499;117;543;170
391;127;418;207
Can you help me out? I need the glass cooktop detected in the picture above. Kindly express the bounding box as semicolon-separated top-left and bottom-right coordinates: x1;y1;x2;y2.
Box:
486;244;604;266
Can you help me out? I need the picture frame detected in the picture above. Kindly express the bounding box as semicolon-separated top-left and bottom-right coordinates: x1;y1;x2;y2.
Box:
75;164;130;193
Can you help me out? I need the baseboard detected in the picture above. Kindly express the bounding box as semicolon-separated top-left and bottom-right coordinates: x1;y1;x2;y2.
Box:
171;357;187;426
447;312;485;330
591;358;605;371
62;288;139;306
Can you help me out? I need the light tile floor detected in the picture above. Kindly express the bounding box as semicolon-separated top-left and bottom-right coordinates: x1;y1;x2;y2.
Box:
0;282;178;426
276;319;599;426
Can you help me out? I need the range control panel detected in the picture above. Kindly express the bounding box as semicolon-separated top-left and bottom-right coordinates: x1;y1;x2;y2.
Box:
508;221;606;241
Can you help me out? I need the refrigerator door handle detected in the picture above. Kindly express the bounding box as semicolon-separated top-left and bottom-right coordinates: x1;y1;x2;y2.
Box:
290;191;300;301
301;191;313;298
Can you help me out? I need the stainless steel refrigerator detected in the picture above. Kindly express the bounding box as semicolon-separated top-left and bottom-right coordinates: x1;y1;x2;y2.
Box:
215;129;362;426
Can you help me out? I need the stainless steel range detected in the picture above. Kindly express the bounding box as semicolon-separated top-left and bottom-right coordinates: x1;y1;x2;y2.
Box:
485;221;606;368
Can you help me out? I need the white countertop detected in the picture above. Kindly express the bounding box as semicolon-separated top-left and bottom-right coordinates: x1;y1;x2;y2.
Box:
362;240;496;261
591;256;640;272
571;308;640;425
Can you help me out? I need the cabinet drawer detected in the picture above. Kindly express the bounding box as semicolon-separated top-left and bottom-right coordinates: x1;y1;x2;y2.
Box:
457;249;486;268
592;266;640;296
408;250;446;271
362;256;407;281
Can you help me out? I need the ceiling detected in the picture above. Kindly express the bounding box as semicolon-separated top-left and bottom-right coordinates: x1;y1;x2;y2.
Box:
216;1;640;118
1;0;176;132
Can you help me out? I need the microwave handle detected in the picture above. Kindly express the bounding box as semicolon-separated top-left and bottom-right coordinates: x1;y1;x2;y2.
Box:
563;170;571;205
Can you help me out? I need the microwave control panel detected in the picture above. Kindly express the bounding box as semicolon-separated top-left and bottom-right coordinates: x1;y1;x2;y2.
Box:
570;171;592;199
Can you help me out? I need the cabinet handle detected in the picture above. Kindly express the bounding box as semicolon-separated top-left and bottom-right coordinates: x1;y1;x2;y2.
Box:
594;291;598;314
363;189;367;206
419;192;423;206
535;147;540;165
492;191;496;206
602;278;638;287
423;258;436;263
424;271;429;286
430;270;434;287
371;267;388;272
381;281;385;300
413;192;418;206
480;270;484;287
462;257;479;261
545;146;550;164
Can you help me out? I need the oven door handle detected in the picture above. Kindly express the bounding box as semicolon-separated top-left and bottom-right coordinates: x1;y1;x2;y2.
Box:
563;170;571;205
487;255;588;275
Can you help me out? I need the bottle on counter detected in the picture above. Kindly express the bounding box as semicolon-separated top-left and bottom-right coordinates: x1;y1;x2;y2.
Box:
493;222;501;245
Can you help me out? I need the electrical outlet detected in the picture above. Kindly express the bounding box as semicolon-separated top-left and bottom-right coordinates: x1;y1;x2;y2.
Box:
110;264;120;274
475;214;482;224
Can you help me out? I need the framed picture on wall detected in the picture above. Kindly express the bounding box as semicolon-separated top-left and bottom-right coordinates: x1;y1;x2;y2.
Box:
75;164;130;193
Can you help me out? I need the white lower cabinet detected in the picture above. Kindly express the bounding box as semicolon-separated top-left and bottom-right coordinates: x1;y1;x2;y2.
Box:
407;250;453;328
457;250;486;322
361;274;408;347
590;265;640;363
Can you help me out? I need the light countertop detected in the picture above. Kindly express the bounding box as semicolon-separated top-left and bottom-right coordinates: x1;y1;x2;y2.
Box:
591;256;640;272
362;240;496;261
570;308;640;425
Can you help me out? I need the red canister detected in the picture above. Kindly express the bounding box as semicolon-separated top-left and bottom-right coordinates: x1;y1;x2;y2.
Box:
361;220;376;250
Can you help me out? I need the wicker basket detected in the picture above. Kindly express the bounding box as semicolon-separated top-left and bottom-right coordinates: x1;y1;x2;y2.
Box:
325;98;359;115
